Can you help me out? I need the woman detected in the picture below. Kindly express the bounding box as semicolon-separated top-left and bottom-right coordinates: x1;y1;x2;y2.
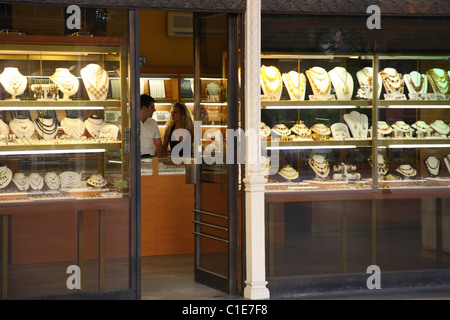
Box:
162;102;194;158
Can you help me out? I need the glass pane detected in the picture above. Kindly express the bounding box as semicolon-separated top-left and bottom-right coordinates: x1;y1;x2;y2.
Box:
0;5;131;298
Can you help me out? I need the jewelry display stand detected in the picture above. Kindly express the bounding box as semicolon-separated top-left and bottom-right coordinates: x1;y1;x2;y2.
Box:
278;165;299;181
50;68;79;101
370;121;392;139
260;65;283;101
426;68;449;94
430;120;450;137
343;111;368;139
329;67;353;100
281;71;306;101
84;115;107;139
395;164;417;180
34;116;58;140
206;82;220;102
0;165;13;189
0;67;27;100
306;67;332;99
291;121;311;138
356;67;382;99
412;121;433;138
332;163;360;181
9;116;36;139
391;121;414;138
308;155;330;180
424;156;440;177
80;63;109;101
444;154;450;175
404;71;428;95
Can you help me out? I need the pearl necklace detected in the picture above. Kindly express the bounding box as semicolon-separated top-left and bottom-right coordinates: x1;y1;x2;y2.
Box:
260;65;282;93
12;172;29;191
81;64;109;101
424;156;440;177
61;117;86;139
306;67;331;95
282;71;305;99
44;172;61;190
9;117;36;139
0;165;12;189
28;172;44;190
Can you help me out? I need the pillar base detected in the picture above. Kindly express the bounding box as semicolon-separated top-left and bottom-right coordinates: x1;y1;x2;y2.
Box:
244;280;270;300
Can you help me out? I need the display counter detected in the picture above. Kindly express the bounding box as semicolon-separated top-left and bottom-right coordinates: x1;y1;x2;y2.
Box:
140;157;194;256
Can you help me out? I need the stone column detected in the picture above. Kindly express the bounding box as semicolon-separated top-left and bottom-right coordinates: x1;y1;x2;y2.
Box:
243;0;270;300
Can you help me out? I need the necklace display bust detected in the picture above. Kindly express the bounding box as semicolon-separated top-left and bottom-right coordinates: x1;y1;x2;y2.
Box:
50;68;79;100
426;68;449;94
10;116;36;139
80;64;109;101
260;65;283;101
329;67;353;100
281;71;306;101
343;110;368;139
306;67;332;96
12;172;29;191
380;68;405;94
0;165;12;189
424;156;440;177
404;71;428;95
0;67;27;100
308;154;330;179
84;115;107;139
356;67;382;99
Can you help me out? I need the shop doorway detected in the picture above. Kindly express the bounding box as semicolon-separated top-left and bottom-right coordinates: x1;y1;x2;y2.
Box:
139;10;242;298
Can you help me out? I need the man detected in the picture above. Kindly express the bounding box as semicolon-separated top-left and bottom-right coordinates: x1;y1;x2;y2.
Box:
140;94;162;157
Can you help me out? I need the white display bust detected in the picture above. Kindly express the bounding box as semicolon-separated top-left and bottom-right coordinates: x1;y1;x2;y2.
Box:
356;67;382;99
281;71;306;101
427;68;449;94
380;68;404;94
0;67;27;100
306;67;331;96
50;68;79;100
80;64;109;101
260;65;283;101
404;71;428;95
328;67;353;100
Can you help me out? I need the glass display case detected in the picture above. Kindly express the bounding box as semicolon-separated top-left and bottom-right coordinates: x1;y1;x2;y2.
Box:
260;53;450;194
0;34;129;202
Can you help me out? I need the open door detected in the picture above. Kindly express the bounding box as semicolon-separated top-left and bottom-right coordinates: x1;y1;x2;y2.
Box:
192;13;242;295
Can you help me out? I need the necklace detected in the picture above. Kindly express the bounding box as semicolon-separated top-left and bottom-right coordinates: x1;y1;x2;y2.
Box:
9;117;36;139
87;174;107;188
392;121;410;132
0;165;12;189
380;69;404;94
378;121;392;134
412;121;430;132
430;120;450;135
424;156;440;177
291;121;311;137
271;124;291;136
343;111;368;138
306;67;331;95
0;67;27;98
278;165;299;180
81;64;109;101
59;171;83;189
310;123;330;136
44;172;61;190
12;172;29;191
406;72;425;93
260;122;271;138
309;155;330;177
331;67;349;95
282;71;305;99
84;116;106;139
260;65;282;93
427;69;449;93
61;117;86;139
35;116;58;139
28;173;44;190
395;165;417;177
50;68;79;99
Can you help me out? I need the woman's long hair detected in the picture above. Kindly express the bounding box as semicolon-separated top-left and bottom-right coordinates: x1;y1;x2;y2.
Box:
165;102;194;138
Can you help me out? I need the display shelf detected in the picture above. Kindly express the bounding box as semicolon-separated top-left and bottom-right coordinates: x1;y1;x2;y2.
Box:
0;100;121;110
261;100;372;109
262;139;371;149
0;142;121;152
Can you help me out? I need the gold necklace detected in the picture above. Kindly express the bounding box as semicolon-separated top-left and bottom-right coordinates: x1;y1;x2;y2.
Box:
427;69;449;93
333;68;349;95
407;72;425;93
282;71;305;98
261;65;282;93
306;68;331;95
